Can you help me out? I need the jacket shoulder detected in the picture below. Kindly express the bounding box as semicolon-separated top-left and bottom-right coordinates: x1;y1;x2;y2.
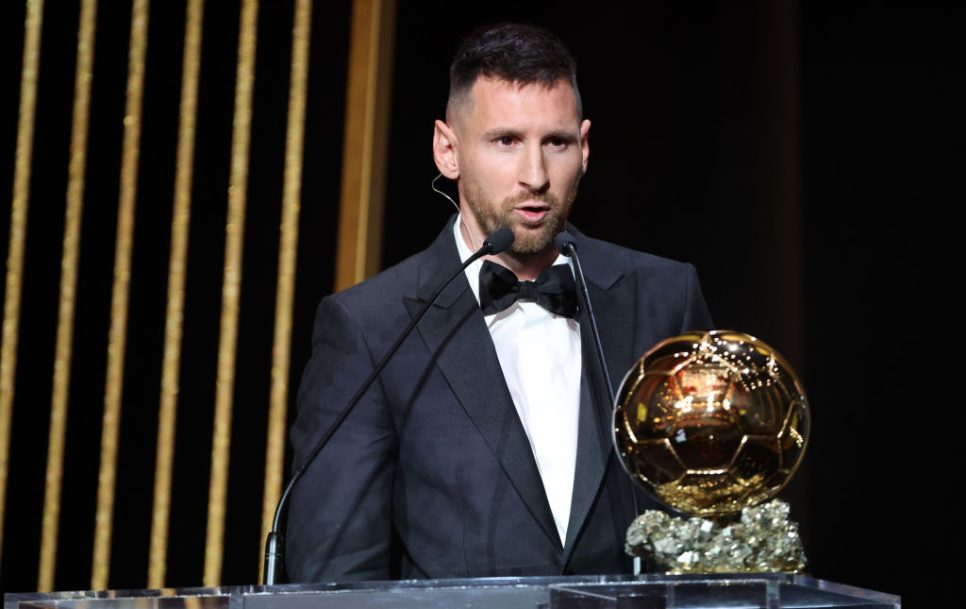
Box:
335;252;421;298
574;230;698;276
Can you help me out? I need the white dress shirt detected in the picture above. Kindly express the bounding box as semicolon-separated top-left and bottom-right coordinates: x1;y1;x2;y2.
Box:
454;218;582;545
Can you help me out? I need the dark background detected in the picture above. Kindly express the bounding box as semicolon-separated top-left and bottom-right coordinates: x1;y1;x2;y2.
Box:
0;0;946;602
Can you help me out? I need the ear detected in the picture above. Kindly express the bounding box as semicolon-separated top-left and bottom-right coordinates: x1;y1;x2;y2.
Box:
579;119;591;175
433;120;460;179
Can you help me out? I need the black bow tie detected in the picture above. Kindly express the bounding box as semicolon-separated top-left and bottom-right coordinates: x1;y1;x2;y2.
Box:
478;260;578;318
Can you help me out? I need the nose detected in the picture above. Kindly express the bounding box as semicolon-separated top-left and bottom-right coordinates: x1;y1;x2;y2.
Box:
518;143;549;193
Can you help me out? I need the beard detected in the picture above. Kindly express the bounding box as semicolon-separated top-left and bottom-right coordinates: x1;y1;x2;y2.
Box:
463;175;581;256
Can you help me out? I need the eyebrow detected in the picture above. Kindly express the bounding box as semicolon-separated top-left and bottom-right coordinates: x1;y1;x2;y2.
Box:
543;129;580;144
482;128;523;140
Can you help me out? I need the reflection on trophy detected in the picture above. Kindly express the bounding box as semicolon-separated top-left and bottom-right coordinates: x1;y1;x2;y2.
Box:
614;330;810;573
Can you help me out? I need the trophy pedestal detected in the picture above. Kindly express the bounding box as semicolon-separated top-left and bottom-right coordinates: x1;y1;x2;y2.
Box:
550;574;898;608
626;500;807;574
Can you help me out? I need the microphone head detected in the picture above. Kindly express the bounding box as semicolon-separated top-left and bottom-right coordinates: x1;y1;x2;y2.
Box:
554;231;577;256
484;228;515;254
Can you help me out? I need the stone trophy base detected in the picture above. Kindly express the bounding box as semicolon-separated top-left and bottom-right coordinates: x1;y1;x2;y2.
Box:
626;499;807;574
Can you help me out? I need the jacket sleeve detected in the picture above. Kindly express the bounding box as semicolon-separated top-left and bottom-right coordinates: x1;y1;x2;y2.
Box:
681;263;714;332
285;294;397;582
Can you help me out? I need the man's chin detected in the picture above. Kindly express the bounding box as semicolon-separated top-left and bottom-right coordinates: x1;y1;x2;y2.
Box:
507;223;558;256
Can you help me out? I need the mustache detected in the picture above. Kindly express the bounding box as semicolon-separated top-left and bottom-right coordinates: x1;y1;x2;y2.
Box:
503;191;560;207
501;168;583;209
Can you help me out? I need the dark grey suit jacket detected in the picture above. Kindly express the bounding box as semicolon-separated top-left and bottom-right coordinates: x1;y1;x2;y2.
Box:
286;218;713;582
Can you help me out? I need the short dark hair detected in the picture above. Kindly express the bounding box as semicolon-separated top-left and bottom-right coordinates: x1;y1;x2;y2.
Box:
447;23;582;119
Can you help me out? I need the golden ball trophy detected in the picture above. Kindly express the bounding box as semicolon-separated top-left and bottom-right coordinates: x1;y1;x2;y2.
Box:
614;330;810;573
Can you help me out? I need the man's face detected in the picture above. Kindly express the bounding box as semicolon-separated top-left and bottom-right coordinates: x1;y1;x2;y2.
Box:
449;77;590;256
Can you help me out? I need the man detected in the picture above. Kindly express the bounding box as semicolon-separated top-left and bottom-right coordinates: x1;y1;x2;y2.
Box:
287;23;712;582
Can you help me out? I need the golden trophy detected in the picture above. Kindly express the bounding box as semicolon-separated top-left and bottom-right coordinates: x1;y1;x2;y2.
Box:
614;330;810;573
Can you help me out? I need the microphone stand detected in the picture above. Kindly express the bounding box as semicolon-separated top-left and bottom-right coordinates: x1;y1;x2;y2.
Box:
555;231;641;574
262;228;514;585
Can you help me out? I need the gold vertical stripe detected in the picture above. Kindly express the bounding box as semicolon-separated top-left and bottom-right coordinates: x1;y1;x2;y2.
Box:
335;0;396;290
0;0;44;569
147;0;204;589
259;0;311;582
38;0;98;592
203;0;258;587
91;0;150;590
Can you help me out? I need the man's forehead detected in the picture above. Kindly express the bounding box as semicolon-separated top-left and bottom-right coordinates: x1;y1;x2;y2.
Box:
455;76;581;125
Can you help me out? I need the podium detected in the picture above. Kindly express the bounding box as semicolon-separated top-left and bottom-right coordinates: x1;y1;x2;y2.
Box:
5;574;899;608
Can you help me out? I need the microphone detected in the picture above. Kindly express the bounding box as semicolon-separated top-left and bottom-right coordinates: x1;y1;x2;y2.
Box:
263;227;514;585
484;227;514;256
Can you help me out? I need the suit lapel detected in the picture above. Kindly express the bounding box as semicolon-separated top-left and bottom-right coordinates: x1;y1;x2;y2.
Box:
589;274;639;394
403;221;562;551
563;367;606;557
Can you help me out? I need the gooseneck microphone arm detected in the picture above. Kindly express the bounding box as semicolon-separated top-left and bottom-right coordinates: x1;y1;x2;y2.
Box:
262;227;515;585
555;230;641;566
555;231;616;407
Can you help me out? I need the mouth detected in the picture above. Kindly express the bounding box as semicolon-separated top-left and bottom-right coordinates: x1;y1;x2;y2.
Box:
513;203;551;224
